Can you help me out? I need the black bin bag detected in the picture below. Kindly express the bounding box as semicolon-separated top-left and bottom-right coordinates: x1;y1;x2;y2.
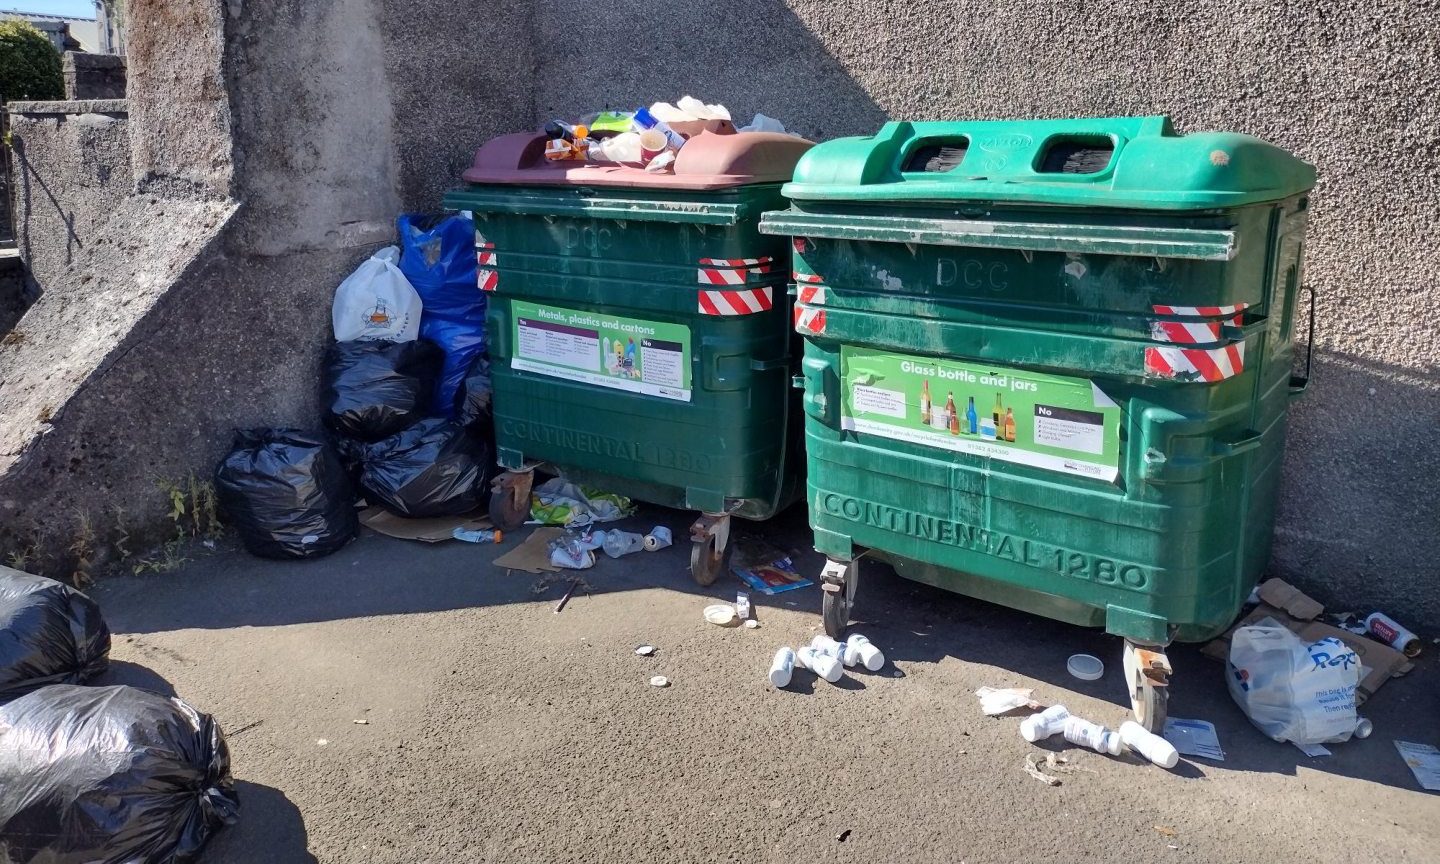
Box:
321;339;443;442
456;353;493;432
360;418;492;518
0;569;110;704
0;684;239;864
214;429;357;559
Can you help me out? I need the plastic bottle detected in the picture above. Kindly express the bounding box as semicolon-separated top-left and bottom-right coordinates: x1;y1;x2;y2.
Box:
844;634;885;671
1119;721;1180;769
1019;705;1070;742
631;107;687;150
1062;716;1123;756
586;131;643;164
543;120;589;142
452;527;503;544
810;635;846;661
769;647;795;688
602;530;645;558
796;646;843;683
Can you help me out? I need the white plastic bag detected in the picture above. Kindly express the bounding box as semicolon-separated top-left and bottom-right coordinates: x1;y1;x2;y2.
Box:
738;113;786;134
332;246;422;343
1227;618;1362;745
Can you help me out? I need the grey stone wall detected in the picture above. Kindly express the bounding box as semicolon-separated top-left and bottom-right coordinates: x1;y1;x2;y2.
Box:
63;52;126;100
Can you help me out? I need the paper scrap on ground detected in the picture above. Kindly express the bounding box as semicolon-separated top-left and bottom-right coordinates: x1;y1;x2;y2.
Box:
1394;741;1440;791
1163;718;1226;761
493;527;564;573
359;506;492;542
1293;741;1331;758
975;686;1040;716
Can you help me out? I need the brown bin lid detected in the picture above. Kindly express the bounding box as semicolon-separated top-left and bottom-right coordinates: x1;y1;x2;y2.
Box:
460;128;814;190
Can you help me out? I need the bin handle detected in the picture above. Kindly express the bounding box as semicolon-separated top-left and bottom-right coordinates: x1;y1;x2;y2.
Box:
751;357;789;372
1289;284;1317;398
1214;428;1263;457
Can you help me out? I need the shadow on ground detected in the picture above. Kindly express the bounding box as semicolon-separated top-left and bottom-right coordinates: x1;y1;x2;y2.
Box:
89;500;1438;800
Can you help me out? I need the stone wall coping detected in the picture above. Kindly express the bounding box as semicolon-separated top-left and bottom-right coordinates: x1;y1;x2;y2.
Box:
7;99;129;116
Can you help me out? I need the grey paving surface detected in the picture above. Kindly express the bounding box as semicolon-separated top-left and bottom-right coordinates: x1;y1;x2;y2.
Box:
90;505;1438;863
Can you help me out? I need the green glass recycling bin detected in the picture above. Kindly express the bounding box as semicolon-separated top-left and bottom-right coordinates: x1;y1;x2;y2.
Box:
443;129;814;584
759;116;1315;729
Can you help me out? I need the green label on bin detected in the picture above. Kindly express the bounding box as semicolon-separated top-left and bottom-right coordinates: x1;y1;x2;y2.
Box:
511;301;692;402
840;346;1122;482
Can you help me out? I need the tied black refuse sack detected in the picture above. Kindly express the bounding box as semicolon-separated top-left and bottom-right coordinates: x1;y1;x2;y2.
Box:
0;568;110;704
214;429;357;560
456;353;493;431
321;338;443;441
0;684;239;864
360;418;492;518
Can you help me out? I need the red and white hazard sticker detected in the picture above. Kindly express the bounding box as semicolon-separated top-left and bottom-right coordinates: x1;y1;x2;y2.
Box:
1144;343;1245;382
697;257;773;286
797;284;826;306
1152;302;1248;318
793;306;826;336
476;241;497;292
698;287;774;316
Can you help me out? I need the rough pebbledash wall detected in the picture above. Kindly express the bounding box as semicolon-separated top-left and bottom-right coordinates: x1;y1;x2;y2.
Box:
3;1;1437;628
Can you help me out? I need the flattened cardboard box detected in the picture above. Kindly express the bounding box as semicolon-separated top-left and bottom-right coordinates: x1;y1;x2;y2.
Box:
1202;578;1413;704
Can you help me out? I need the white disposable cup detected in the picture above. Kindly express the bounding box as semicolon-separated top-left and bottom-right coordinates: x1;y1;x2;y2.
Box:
1020;705;1070;742
639;128;668;162
769;647;795;688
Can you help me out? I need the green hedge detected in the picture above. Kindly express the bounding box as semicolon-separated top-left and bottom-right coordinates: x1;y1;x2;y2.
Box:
0;20;63;103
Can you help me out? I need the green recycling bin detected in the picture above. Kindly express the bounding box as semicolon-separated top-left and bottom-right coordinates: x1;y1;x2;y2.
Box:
759;116;1315;729
443;128;813;584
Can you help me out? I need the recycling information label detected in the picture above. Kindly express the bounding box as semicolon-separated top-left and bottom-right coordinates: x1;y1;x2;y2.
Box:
839;346;1122;482
511;301;692;402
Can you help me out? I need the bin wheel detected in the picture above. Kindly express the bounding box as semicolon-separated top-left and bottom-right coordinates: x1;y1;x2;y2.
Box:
1124;639;1172;734
821;559;857;639
690;533;729;587
488;471;533;533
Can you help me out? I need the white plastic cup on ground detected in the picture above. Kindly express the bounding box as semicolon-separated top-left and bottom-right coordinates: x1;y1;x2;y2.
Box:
602;530;645;558
844;634;885;671
1120;720;1180;769
769;647;795;688
797;646;843;683
1062;716;1123;756
642;526;673;552
1020;705;1070;743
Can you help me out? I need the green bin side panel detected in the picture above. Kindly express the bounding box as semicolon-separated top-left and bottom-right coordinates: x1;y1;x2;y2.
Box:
780;116;1317;210
443;183;802;520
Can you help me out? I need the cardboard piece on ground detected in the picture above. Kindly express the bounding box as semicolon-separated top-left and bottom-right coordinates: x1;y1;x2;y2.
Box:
1202;578;1413;704
493;527;562;573
359;506;492;543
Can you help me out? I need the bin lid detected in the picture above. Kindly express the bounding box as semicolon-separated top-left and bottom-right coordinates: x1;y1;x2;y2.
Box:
460;129;814;191
780;116;1315;210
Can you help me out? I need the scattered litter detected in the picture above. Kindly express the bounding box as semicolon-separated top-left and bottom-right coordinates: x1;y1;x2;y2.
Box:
735;592;751;620
730;538;811;595
836;829;852;843
227;720;265;738
1163;718;1225;761
743;619;761;629
975;686;1039;717
704;604;739;626
548;533;596;570
844;634;885;671
1154;826;1177;838
1121;721;1180;769
530;479;632;528
649;676;670;688
317;739;329;747
1020;705;1070;742
202;539;216;550
1293;741;1331;758
452;527;502;544
1023;753;1062;786
1228;618;1364;746
1168;845;1179;851
1062;716;1122;756
1394;741;1440;791
1203;578;1412;703
769;647;796;687
1364;611;1422;657
635;645;657;657
352;719;370;725
1066;653;1104;681
554;579;581;613
796;646;842;684
642;526;673;552
359;506;493;543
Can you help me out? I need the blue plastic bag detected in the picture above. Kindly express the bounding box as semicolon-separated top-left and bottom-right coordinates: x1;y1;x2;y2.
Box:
397;212;483;415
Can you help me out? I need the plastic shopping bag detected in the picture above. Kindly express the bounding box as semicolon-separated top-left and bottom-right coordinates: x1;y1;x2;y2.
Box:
1227;618;1362;745
332;246;422;343
397;213;483;415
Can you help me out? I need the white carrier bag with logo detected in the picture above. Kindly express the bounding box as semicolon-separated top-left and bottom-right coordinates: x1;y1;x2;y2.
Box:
1227;617;1362;745
332;246;422;343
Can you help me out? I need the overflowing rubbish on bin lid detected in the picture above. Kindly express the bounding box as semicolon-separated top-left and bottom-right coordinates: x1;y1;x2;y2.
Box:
538;97;793;171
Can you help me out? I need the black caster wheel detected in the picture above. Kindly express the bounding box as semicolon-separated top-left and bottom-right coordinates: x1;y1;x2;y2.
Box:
690;532;730;587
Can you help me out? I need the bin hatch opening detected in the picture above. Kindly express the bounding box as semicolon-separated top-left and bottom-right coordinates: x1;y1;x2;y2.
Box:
904;140;969;173
1038;137;1115;174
